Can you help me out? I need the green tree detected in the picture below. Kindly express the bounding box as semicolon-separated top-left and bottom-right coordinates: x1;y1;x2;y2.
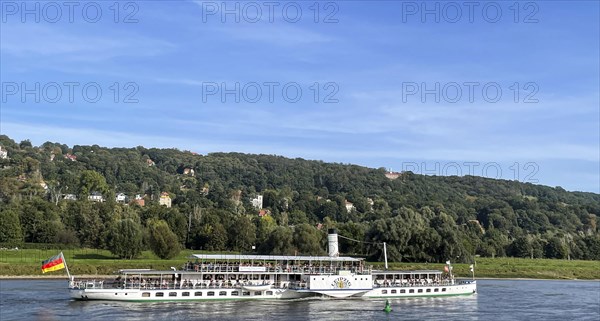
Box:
293;223;323;255
0;209;23;246
582;235;600;260
544;237;568;259
201;222;228;251
148;219;181;259
78;170;109;199
229;215;256;251
509;236;533;258
106;219;144;259
263;226;294;255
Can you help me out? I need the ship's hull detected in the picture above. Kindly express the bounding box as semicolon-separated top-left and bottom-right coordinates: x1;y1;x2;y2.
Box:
70;287;309;301
363;281;477;298
70;281;476;302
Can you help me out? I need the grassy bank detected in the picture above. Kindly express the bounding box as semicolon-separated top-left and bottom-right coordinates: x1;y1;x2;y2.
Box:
376;257;600;280
1;249;598;280
0;249;194;276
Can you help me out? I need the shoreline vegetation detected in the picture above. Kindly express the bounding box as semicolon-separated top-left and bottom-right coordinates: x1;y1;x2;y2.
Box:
1;249;598;280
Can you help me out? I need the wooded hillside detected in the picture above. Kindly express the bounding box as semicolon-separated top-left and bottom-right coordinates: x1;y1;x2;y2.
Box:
1;135;598;262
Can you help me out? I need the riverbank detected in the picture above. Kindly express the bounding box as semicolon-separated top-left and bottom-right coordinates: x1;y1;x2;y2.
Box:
1;249;599;280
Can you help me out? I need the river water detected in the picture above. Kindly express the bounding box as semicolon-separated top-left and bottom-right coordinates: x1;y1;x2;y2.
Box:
0;279;598;320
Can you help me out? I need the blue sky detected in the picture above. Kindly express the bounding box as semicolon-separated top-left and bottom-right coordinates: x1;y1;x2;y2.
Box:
1;1;599;192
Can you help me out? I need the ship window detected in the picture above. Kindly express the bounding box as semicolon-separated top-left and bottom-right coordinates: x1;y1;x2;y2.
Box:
434;288;439;292
266;291;273;295
254;291;262;296
409;289;414;293
391;290;397;294
400;290;405;294
142;293;150;297
442;288;447;292
208;291;215;296
156;292;164;297
231;291;239;296
426;289;431;293
169;292;177;297
382;290;387;294
182;292;190;297
418;289;423;293
219;291;226;296
243;291;250;296
194;292;202;296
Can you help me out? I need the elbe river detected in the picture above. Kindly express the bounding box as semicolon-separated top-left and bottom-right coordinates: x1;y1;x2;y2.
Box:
0;279;598;320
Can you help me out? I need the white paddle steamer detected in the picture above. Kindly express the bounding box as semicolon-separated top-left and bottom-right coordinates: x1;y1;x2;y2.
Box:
69;230;476;301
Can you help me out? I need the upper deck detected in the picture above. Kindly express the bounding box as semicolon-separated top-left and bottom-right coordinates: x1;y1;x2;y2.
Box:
183;254;368;275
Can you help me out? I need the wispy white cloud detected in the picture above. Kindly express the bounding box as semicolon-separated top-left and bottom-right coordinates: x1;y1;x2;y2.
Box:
1;24;175;62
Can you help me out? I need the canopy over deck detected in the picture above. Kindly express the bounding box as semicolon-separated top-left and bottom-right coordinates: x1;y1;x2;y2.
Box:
190;254;363;262
372;270;442;274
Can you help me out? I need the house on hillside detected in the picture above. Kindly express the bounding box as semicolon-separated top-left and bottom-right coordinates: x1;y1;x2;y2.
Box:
345;200;355;213
134;194;145;207
258;209;270;217
385;171;401;180
88;191;104;202
63;194;77;201
182;167;195;176
0;146;8;159
251;195;263;209
64;153;77;161
115;193;128;203
159;192;172;208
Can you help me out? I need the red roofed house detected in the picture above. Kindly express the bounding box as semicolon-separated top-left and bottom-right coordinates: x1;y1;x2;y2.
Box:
64;153;77;161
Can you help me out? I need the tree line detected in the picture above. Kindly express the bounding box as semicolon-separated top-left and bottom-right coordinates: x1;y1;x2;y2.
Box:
0;135;598;262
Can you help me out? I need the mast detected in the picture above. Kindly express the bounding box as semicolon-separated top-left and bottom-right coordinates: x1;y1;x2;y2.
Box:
61;252;73;281
383;242;388;270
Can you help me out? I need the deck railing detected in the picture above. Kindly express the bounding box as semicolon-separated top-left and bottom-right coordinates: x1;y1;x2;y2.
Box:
71;279;286;290
182;262;369;275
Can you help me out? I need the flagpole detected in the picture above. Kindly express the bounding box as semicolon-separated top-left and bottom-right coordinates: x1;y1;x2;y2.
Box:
383;242;388;270
61;252;73;281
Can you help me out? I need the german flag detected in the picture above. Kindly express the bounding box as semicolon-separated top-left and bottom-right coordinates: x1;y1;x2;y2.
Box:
42;253;65;273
